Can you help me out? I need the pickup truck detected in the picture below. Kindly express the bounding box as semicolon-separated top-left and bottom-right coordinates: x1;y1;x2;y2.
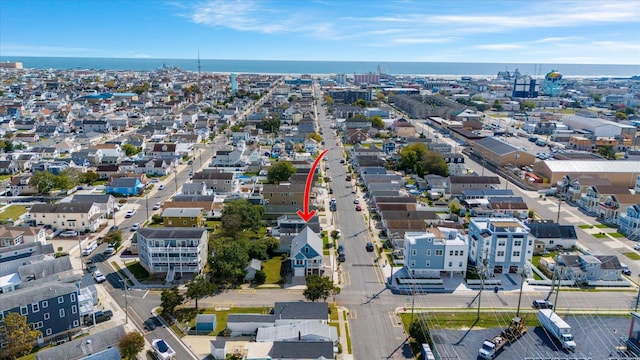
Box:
84;310;113;325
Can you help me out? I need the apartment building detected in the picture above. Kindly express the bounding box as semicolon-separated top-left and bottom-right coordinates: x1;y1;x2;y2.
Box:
136;228;208;280
468;217;533;275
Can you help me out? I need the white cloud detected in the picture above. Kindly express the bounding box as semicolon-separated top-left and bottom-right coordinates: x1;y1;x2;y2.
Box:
474;43;524;50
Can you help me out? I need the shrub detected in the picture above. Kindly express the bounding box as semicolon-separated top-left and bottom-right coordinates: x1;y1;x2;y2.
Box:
254;270;266;285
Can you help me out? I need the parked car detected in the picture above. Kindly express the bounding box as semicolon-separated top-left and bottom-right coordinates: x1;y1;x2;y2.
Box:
103;245;116;256
153;202;162;210
158;184;165;190
84;310;113;325
130;223;140;231
365;242;374;252
340;159;345;164
329;188;333;194
143;318;157;331
353;199;360;204
149;178;160;184
532;299;553;309
125;209;136;218
59;230;78;238
93;270;106;283
355;204;362;211
634;243;640;251
109;225;119;232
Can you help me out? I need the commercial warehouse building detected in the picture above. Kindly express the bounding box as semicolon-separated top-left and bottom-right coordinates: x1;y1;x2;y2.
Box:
532;160;640;187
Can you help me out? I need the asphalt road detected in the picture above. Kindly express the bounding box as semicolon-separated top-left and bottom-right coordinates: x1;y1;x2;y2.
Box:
315;84;414;360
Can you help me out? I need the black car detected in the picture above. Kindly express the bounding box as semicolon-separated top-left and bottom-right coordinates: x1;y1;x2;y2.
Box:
365;242;374;252
329;188;333;194
143;318;157;331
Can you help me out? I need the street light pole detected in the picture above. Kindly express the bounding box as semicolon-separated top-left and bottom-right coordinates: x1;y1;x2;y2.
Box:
145;192;149;221
119;279;129;324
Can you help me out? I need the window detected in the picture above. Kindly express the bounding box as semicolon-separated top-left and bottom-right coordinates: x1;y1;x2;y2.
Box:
448;261;453;267
42;301;48;308
72;305;77;314
410;260;416;267
498;241;506;246
20;305;28;315
183;220;187;225
514;240;522;246
497;251;505;257
459;262;463;267
46;328;52;336
435;250;443;256
412;249;417;256
32;303;39;313
44;313;50;320
426;250;431;256
57;296;64;304
513;251;521;257
73;320;79;327
70;293;76;302
449;251;453;256
425;260;430;267
59;309;65;318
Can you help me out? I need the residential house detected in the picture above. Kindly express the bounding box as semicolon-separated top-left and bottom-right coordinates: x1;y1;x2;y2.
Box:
182;182;212;196
136;158;173;176
382;139;397;154
618;204;640;240
146;143;179;161
446;175;501;196
0;160;18;175
0;226;46;248
80;119;110;133
192;170;236;193
29;203;103;232
105;177;145;196
392;118;416;138
468;217;533;275
0;283;83;344
345;128;368;144
71;148;103;166
211;150;245;167
555;254;625;284
69;194;117;218
290;227;324;277
161;208;204;227
9;174;37;196
135;227;208;280
95;164;121;180
527;221;578;251
35;326;126;360
244;259;262;282
263;183;306;206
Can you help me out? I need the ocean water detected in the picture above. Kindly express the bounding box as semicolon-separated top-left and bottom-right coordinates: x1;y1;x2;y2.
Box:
1;56;638;78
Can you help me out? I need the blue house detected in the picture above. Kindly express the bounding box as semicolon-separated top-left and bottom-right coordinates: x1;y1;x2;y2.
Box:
290;227;323;277
382;139;397;154
194;314;217;334
106;177;144;196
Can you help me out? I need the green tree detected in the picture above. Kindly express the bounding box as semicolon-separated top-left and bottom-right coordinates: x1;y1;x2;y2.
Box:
78;171;99;185
306;132;323;143
398;143;429;177
104;230;123;249
303;274;340;302
614;111;628;120
352;99;367;108
0;312;41;359
421;151;449;177
151;214;163;224
30;171;56;194
122;143;141;157
449;202;462;216
3;140;14;152
119;332;145;360
258;117;281;134
210;241;250;285
253;270;266;285
493;100;503;111
185;275;217;310
230;123;244;132
263;236;280;255
521;101;536;111
597;145;617;160
267;161;296;184
370;116;385;129
409;315;432;345
322;95;334;105
160;287;184;314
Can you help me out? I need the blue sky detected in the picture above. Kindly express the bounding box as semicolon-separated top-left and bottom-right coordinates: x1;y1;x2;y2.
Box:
1;0;639;64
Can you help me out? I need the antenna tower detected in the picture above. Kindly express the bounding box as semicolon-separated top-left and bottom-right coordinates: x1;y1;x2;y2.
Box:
197;50;201;81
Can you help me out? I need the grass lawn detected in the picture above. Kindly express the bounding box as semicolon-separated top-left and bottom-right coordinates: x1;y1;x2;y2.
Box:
579;224;594;229
624;252;640;261
17;353;37;360
595;224;612;229
609;232;626;238
126;261;150;281
0;205;27;221
182;306;272;335
0;174;12;181
593;233;608;238
206;220;221;232
261;256;283;284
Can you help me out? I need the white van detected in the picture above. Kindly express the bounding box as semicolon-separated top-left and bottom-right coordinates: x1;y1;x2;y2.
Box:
82;241;98;256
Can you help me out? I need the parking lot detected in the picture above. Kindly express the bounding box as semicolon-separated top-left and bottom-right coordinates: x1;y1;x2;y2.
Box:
432;315;634;359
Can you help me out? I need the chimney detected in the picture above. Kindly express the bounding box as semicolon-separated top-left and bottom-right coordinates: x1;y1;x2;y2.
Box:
298;331;301;341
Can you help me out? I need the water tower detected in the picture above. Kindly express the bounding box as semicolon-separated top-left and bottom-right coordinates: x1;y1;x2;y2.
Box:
542;70;562;96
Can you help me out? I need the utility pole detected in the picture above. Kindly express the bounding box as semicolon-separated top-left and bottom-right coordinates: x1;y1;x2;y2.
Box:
77;232;84;270
516;267;525;317
553;267;561;309
174;169;179;193
145;192;149;221
119;279;129;324
556;194;563;224
635;275;640;311
477;249;488;321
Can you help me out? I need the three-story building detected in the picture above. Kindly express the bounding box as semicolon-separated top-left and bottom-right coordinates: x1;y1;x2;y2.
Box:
468;217;532;275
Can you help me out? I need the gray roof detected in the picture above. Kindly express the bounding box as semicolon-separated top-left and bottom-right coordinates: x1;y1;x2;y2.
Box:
36;325;126;360
31;202;95;214
70;194;113;204
109;177;140;187
228;314;275;323
161;208;203;217
196;314;217;324
1;283;77;311
273;301;328;321
268;341;333;359
18;256;73;280
528;222;577;239
290;227;323;259
136;227;207;239
474;137;518;156
172;194;216;202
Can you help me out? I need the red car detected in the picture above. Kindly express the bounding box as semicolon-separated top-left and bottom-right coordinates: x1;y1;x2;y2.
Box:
355;204;362;211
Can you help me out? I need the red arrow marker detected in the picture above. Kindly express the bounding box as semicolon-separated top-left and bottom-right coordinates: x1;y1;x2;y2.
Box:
297;149;329;223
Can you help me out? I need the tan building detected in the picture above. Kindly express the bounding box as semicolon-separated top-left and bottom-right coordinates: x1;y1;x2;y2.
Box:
29;203;103;232
569;136;592;151
532;160;640;187
262;183;306;206
471;137;535;167
161;208;204;227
